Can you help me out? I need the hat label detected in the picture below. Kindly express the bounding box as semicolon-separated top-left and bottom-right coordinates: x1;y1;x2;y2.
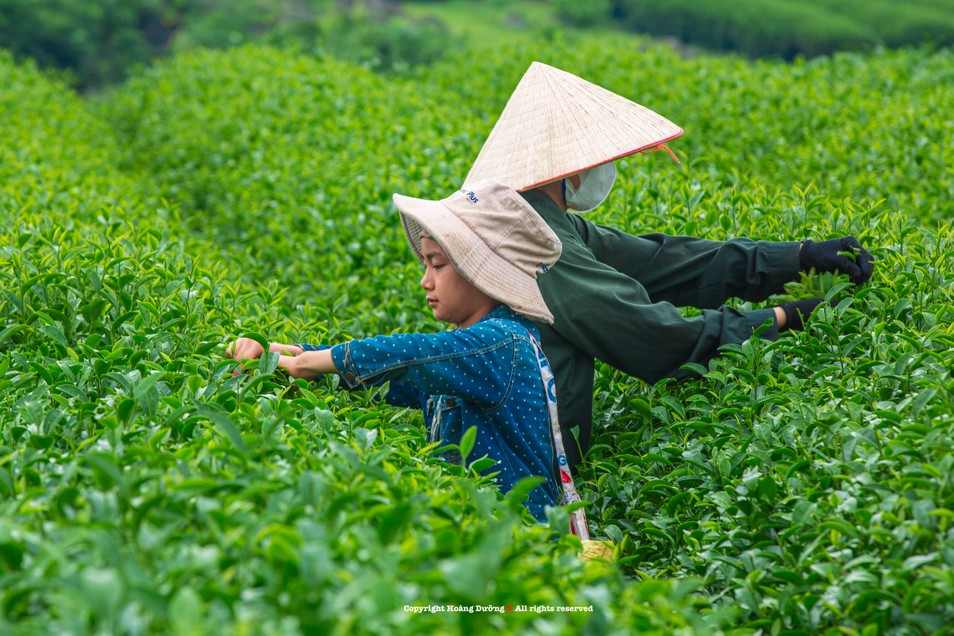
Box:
460;188;479;205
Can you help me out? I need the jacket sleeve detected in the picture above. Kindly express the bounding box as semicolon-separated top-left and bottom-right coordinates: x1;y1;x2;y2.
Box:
568;214;801;308
328;326;516;409
524;191;779;384
297;343;426;409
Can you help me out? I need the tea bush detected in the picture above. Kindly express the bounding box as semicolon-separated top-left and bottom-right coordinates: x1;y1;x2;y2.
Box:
2;34;953;634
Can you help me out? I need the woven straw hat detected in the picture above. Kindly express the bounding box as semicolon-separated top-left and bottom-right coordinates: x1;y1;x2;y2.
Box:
394;179;562;323
465;61;683;192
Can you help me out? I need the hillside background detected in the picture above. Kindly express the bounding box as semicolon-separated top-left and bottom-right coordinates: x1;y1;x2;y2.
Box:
2;0;954;89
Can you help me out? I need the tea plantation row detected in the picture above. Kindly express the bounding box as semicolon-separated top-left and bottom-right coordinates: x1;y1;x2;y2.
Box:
1;38;952;634
615;0;954;59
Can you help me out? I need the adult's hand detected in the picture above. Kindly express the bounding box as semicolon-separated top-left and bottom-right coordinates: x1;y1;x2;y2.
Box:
778;298;822;331
777;298;844;331
799;237;874;284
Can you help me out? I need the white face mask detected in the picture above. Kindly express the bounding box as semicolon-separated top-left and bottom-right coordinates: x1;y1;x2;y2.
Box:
563;162;617;212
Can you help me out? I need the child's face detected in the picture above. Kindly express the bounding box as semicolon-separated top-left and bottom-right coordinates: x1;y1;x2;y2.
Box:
420;237;498;328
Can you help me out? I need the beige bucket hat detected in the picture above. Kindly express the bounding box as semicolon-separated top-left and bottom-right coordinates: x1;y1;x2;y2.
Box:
465;61;683;192
394;179;562;324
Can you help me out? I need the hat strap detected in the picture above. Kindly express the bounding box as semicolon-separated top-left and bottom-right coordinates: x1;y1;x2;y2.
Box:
640;144;681;164
526;330;590;540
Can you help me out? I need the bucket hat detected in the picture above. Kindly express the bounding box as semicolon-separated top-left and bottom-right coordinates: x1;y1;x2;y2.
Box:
394;179;562;323
465;61;683;192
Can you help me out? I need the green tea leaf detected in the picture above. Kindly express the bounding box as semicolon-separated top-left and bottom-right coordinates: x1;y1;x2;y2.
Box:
459;425;477;464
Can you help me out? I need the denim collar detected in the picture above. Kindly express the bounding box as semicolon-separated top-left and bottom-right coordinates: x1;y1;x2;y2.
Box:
475;305;523;326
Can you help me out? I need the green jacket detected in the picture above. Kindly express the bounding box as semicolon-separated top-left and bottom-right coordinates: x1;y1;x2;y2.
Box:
522;189;801;467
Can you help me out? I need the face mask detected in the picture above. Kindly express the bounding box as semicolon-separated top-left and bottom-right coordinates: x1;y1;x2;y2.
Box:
563;162;617;212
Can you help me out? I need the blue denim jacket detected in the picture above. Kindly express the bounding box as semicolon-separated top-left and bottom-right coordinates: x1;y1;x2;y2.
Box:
300;306;559;520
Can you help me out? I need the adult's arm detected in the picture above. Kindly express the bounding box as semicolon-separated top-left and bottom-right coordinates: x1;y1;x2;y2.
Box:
568;213;801;308
523;191;778;383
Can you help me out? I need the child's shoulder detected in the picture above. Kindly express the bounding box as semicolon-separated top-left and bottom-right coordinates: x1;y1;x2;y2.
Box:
470;307;539;342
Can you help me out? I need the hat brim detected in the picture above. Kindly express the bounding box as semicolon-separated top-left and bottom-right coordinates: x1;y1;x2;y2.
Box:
465;61;684;192
395;193;555;324
518;135;683;191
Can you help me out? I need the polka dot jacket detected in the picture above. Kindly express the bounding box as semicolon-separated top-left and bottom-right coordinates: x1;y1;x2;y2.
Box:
300;306;559;520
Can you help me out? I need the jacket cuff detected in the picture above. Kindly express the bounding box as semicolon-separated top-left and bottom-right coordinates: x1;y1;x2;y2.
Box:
297;343;331;352
745;307;780;340
330;342;360;387
760;240;802;282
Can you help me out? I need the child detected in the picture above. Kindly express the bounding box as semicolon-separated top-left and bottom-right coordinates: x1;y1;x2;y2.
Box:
227;179;563;520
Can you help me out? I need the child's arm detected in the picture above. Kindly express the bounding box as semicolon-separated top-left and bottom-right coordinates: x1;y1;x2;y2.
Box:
330;326;515;408
279;349;336;380
229;338;335;380
227;337;304;359
229;336;426;407
229;331;501;407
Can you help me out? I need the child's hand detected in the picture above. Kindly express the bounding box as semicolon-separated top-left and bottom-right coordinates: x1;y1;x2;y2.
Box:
227;337;265;362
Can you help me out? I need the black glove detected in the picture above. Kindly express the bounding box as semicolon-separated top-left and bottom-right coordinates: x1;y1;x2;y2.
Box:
779;298;839;331
799;237;874;285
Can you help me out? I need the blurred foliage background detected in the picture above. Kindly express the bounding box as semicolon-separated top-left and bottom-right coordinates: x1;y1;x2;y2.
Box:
2;0;954;90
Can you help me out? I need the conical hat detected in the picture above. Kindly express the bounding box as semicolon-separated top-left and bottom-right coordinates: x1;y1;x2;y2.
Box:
465;62;683;192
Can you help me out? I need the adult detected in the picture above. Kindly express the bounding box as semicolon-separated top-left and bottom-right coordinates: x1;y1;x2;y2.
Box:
465;62;874;468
